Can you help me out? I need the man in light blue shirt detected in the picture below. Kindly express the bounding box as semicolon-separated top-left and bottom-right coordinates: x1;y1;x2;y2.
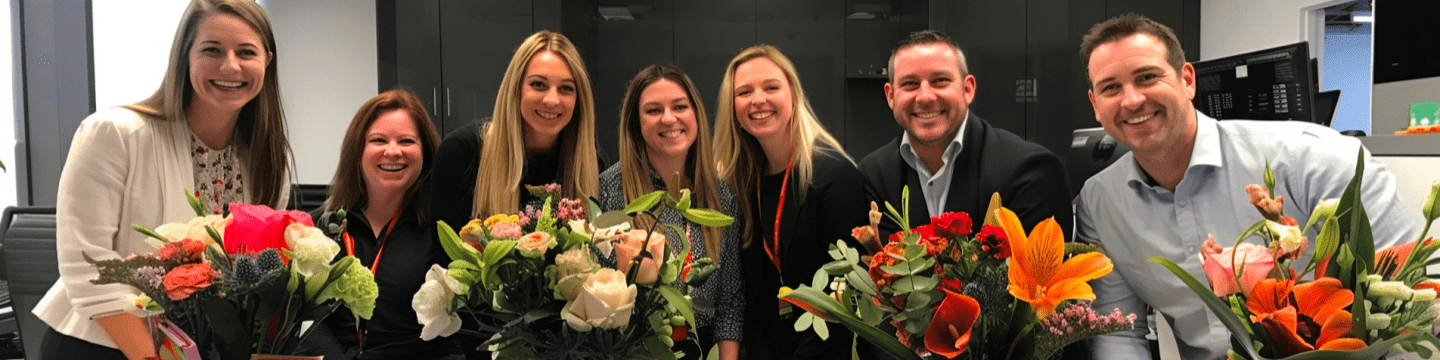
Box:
1076;15;1423;359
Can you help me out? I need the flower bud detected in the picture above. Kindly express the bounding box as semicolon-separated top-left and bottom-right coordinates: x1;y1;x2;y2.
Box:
1367;313;1392;329
1305;198;1339;232
1425;183;1440;223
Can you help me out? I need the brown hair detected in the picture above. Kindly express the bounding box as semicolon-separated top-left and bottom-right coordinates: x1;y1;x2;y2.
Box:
1079;14;1186;82
713;45;851;247
325;89;441;221
888;30;970;82
471;30;599;218
123;0;291;207
617;64;725;263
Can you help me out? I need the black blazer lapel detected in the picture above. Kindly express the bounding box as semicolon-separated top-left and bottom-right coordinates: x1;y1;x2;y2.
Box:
777;171;802;278
945;113;988;224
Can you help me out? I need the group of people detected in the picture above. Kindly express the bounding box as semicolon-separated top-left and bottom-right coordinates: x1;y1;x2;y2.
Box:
32;0;1425;360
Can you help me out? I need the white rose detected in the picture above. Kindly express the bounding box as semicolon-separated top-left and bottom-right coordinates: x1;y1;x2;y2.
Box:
285;223;340;277
412;264;463;340
155;214;230;245
547;249;598;301
562;268;636;332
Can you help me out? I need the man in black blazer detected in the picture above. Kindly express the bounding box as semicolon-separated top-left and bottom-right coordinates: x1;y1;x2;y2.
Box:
859;30;1073;239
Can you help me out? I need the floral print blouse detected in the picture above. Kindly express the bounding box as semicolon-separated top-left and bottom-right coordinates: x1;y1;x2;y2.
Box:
190;132;244;214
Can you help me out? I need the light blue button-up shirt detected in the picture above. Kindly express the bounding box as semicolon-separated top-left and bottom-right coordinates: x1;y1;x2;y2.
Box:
1076;112;1423;359
899;111;969;217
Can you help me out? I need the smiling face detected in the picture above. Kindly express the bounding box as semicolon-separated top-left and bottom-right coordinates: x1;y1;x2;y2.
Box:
886;43;975;149
637;78;698;165
361;110;424;200
731;57;794;143
1086;33;1197;155
518;50;578;151
187;13;269;117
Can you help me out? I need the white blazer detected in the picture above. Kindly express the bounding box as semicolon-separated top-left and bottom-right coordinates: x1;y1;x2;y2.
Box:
33;107;290;348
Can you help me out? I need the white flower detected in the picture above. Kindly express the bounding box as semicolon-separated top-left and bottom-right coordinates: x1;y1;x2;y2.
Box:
562;268;636;332
1265;220;1305;254
568;219;592;238
284;223;340;277
547;249;598;301
154;214;230;246
590;222;632;258
413;264;463;340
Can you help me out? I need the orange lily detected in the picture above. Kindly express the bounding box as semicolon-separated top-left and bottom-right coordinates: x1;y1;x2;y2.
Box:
999;207;1114;318
1246;278;1367;356
924;285;981;358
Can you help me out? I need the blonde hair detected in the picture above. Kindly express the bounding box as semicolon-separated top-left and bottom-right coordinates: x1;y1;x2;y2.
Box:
713;45;850;246
617;65;725;263
471;30;599;218
123;0;291;208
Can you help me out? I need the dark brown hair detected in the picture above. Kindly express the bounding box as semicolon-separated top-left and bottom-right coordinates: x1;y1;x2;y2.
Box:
124;0;291;207
1079;13;1186;82
888;30;969;82
325;88;441;221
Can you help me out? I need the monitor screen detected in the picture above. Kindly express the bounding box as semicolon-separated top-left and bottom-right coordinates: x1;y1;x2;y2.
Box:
1192;42;1315;123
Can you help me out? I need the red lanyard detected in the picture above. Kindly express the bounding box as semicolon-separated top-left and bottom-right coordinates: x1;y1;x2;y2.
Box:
341;209;401;350
757;152;794;275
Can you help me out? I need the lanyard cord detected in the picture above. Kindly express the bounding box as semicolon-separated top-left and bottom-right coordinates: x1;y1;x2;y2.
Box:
340;208;403;350
756;150;794;275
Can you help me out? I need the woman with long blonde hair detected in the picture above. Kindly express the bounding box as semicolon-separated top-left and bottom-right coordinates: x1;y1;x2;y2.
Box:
597;64;744;360
429;30;601;233
37;1;292;359
714;45;869;359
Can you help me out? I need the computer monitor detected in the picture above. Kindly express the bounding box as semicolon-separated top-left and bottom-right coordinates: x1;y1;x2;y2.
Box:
1313;89;1342;127
1066;127;1132;193
1192;42;1315;123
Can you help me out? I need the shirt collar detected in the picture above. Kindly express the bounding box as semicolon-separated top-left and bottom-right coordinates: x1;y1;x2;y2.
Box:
899;110;970;167
1123;110;1222;191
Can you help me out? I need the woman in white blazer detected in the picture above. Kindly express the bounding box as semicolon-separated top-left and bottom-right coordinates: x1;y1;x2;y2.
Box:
34;1;293;359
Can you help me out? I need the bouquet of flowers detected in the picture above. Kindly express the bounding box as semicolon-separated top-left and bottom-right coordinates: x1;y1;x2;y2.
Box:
412;184;732;359
780;188;1135;359
1151;151;1440;359
88;191;378;360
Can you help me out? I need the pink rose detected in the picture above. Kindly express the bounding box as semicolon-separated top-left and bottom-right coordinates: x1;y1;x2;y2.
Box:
1199;237;1275;297
163;263;215;300
615;230;665;284
516;232;556;258
224;203;312;254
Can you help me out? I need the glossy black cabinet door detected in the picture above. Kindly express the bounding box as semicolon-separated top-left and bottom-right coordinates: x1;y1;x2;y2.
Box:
593;1;676;161
379;0;444;132
439;0;535;134
942;1;1028;139
758;0;847;144
1026;0;1105;158
675;0;757;131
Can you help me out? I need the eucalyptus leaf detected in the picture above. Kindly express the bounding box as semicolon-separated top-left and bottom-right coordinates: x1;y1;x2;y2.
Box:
591;210;632;229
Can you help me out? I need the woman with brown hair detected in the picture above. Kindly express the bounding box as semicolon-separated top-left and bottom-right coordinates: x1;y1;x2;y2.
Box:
36;0;293;359
714;45;869;359
429;30;602;232
300;89;456;359
597;64;744;360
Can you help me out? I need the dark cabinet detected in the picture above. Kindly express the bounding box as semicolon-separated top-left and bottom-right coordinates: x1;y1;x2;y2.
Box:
937;0;1200;157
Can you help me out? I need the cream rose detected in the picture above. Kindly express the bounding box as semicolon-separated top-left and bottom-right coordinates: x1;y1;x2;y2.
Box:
615;229;665;284
285;223;340;277
547;249;598;301
516;232;556;258
154;214;230;246
562;268;636;332
413;265;463;340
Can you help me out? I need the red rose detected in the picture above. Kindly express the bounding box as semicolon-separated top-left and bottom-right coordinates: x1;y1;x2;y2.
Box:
224;203;313;254
976;225;1011;259
930;212;973;238
163;263;215;300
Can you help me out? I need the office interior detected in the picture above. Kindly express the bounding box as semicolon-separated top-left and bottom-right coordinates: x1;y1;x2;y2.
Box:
3;1;1439;360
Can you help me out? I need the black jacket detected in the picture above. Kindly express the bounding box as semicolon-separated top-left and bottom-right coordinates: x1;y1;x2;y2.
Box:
857;112;1074;239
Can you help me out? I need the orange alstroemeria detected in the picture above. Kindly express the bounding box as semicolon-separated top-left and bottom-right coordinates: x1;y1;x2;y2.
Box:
1000;207;1114;317
924;285;981;358
1246;278;1367;357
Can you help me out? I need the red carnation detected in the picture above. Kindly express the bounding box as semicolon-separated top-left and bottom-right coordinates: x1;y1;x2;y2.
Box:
975;225;1011;259
930;212;973;238
163;263;215;300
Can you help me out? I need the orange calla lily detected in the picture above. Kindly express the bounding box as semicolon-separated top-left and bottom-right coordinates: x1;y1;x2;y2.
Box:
1246;278;1366;357
999;207;1114;317
924;286;981;358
